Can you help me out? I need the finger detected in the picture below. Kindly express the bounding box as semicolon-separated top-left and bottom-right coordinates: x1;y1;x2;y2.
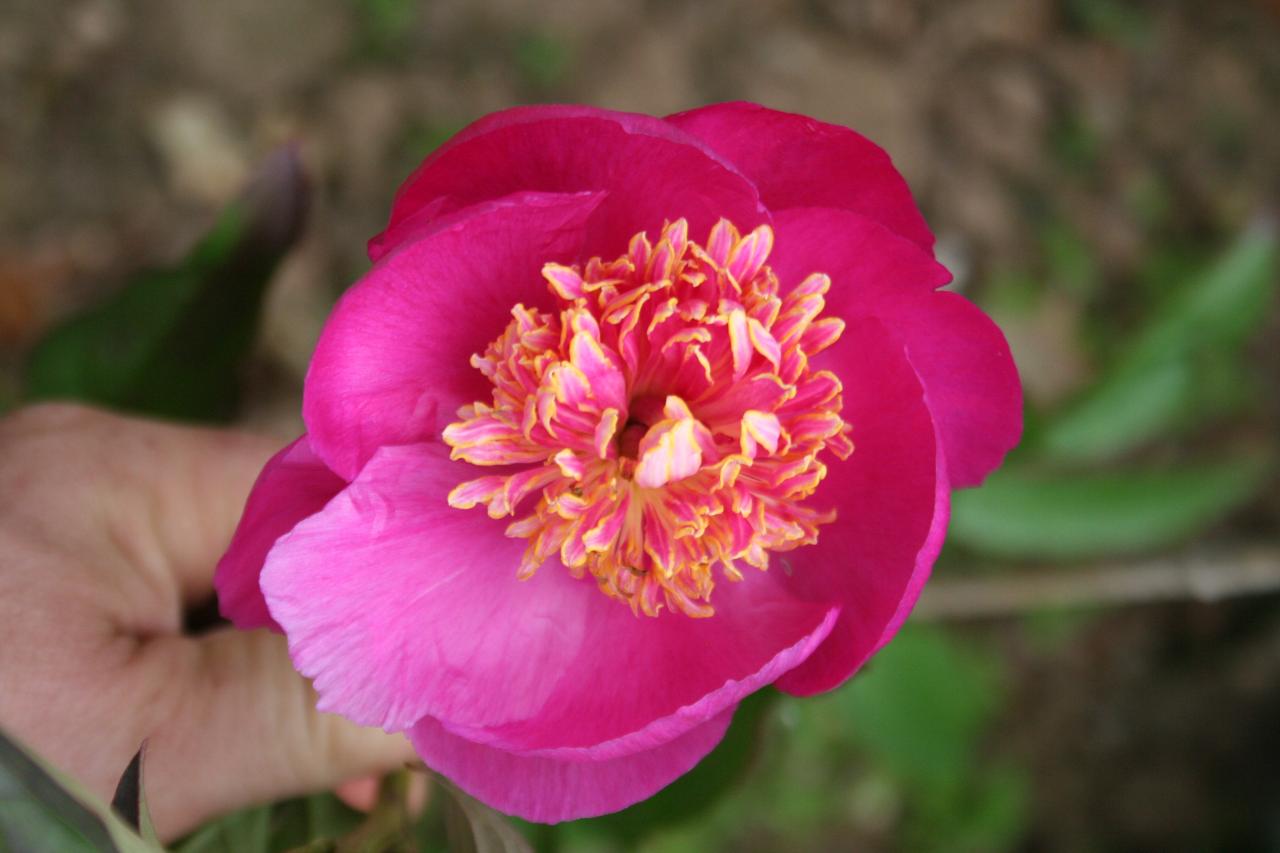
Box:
0;404;282;603
139;628;418;840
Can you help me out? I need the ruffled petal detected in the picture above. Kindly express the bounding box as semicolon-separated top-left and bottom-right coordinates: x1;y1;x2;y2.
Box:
410;708;734;824
303;191;605;480
666;101;934;251
370;105;766;262
260;442;836;752
774;317;949;696
770;207;1022;488
214;435;344;631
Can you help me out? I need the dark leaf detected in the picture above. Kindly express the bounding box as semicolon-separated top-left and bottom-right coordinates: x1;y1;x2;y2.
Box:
24;146;308;422
111;744;159;847
111;748;142;832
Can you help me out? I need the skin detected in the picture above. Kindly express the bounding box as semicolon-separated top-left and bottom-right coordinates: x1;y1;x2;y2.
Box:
0;404;415;840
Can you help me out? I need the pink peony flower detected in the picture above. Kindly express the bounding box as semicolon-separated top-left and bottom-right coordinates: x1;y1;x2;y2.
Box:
216;102;1022;822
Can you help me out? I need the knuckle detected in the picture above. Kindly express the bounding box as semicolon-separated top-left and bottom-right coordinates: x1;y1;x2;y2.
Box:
0;401;100;438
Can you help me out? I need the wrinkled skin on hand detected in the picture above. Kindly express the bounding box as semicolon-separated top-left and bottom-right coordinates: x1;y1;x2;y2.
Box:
0;405;414;840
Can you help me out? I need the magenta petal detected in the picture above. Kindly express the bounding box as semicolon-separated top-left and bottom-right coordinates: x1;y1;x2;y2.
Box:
445;593;837;759
304;191;605;480
667;101;934;251
770;207;1022;488
261;443;572;732
260;442;835;748
885;290;1024;488
410;708;734;823
774;317;949;696
214;435;345;631
370;105;766;262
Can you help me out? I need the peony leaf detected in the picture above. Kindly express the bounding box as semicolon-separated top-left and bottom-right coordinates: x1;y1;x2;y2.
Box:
0;727;161;853
1043;224;1277;463
23;146;308;423
949;457;1273;560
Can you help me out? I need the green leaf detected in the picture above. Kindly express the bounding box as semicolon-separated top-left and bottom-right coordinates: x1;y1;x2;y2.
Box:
838;627;1001;786
1041;357;1193;463
0;727;160;853
24;146;308;422
1044;225;1278;463
950;457;1272;560
436;778;532;853
174;806;270;853
1133;223;1278;364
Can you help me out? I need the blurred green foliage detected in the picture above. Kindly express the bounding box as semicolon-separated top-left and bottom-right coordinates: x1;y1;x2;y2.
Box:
351;0;418;60
23;148;307;423
515;34;571;92
1044;226;1277;463
953;223;1278;560
952;459;1271;559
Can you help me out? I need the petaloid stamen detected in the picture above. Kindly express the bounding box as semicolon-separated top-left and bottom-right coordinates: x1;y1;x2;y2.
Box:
443;218;852;617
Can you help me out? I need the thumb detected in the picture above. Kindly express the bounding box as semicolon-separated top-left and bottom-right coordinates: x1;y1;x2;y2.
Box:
139;628;418;840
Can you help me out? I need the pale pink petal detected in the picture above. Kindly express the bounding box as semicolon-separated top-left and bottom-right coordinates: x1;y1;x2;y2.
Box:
774;317;949;696
667;101;934;251
303;192;604;480
770;207;1022;488
214;435;344;631
410;708;734;823
371;105;766;262
260;443;836;751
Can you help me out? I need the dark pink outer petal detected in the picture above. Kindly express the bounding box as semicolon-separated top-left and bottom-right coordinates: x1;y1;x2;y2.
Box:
666;101;935;251
410;709;733;824
214;435;344;631
304;192;604;481
774;317;949;696
369;105;767;262
770;207;1022;489
260;442;837;755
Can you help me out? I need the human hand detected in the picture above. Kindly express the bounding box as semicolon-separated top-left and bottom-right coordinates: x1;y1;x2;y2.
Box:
0;404;415;840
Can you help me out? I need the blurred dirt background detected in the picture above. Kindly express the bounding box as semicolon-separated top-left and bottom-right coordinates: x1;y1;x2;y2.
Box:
2;0;1279;850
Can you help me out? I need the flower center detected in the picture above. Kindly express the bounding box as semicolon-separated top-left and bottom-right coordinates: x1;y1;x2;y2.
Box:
443;218;853;617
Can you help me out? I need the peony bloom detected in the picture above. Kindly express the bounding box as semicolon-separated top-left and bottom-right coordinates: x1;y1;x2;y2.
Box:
216;102;1021;822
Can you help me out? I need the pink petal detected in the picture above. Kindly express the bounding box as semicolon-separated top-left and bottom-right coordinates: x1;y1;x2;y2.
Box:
667;101;935;251
303;192;604;480
371;105;766;262
260;442;836;754
770;207;1022;488
409;708;734;823
214;435;345;631
774;317;950;696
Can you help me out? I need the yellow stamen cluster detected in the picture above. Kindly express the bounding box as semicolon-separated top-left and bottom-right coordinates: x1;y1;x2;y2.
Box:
443;219;852;617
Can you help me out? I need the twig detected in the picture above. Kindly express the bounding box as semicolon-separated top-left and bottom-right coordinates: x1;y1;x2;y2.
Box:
913;543;1280;621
